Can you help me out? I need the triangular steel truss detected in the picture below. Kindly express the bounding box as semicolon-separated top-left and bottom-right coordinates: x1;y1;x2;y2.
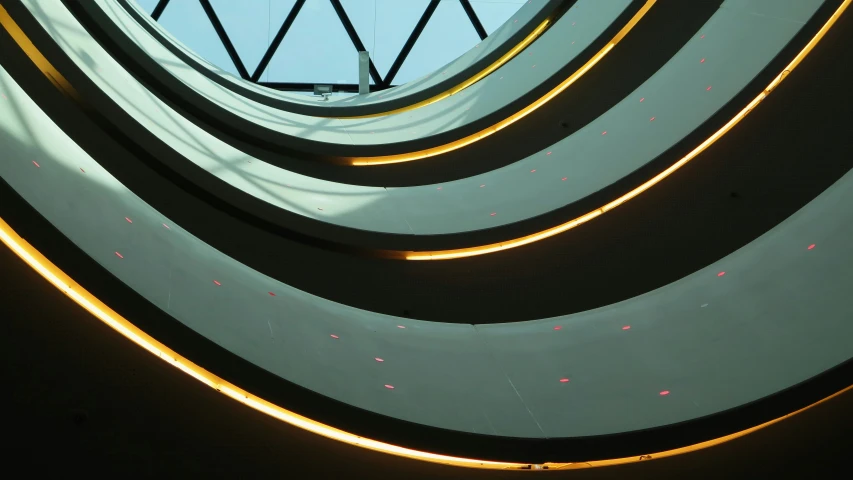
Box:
148;0;492;92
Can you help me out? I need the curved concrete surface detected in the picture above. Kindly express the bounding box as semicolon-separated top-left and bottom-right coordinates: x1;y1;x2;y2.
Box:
117;0;565;118
19;0;824;241
2;12;852;439
77;0;634;154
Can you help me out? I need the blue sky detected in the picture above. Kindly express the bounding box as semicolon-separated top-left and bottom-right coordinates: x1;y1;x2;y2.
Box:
133;0;524;85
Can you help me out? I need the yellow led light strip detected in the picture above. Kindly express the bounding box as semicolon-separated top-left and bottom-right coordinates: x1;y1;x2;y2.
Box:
0;4;79;102
1;0;850;469
330;18;552;120
0;216;510;470
0;214;851;470
351;0;656;165
406;0;851;261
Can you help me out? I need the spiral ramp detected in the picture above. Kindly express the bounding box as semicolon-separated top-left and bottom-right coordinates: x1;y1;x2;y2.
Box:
1;0;852;474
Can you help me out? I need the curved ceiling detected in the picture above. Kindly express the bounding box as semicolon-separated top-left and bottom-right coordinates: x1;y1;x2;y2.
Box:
2;0;850;327
9;0;840;255
1;0;852;468
78;0;719;189
71;0;617;158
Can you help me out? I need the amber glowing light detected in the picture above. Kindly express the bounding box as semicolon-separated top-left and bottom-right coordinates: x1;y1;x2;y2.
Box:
404;0;849;260
351;1;657;165
2;208;849;470
1;0;850;471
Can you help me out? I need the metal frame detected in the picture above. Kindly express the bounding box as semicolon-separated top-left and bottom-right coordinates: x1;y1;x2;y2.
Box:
251;0;305;81
384;0;440;87
460;0;488;41
150;0;170;21
198;0;249;79
156;0;489;92
329;0;383;86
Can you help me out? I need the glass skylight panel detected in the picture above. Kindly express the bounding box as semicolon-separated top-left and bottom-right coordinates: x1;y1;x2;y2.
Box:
134;0;525;89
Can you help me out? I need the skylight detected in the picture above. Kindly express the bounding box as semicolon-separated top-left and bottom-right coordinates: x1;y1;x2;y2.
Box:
132;0;525;93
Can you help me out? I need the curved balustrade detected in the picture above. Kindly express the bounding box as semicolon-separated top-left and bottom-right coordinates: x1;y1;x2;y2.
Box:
1;0;850;445
11;0;822;250
73;0;638;158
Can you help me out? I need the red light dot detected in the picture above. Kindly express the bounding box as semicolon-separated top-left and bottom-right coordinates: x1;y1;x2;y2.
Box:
375;358;384;362
490;212;496;216
268;292;276;296
384;384;395;389
330;334;339;339
601;131;607;135
807;244;815;250
80;168;85;173
560;378;570;383
397;325;406;329
706;86;712;91
32;161;40;168
554;326;562;331
649;117;656;122
700;34;705;39
546;151;552;155
700;58;706;63
213;280;222;286
660;390;670;396
717;271;726;277
125;217;133;224
622;325;631;330
639;97;645;102
530;169;536;173
162;223;170;229
115;252;123;259
561;177;567;181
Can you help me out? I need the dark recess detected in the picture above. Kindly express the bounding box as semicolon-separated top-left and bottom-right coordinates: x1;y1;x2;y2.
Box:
0;0;852;467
